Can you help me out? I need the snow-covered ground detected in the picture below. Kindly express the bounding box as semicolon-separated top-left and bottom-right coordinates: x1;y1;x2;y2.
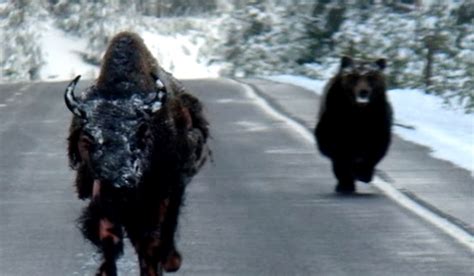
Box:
266;75;474;175
140;31;220;79
37;20;219;82
38;20;99;81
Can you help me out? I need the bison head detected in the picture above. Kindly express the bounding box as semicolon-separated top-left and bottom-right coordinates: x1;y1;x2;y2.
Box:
65;75;165;188
339;56;387;107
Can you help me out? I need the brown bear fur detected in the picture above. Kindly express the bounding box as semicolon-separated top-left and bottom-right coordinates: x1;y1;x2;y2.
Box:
315;56;393;193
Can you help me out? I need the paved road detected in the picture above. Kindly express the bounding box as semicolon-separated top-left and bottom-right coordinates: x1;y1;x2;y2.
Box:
0;79;472;275
243;78;474;233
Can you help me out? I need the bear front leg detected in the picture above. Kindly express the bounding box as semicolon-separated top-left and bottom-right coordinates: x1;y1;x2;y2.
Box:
332;159;355;194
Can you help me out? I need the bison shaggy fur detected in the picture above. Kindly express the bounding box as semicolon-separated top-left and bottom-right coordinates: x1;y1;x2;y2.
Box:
65;31;210;275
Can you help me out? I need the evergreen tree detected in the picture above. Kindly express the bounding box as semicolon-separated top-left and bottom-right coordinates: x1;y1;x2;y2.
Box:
0;0;43;81
210;0;308;76
53;0;141;65
299;1;347;63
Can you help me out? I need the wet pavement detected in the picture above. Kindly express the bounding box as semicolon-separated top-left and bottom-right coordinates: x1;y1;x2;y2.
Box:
243;77;474;234
0;79;472;275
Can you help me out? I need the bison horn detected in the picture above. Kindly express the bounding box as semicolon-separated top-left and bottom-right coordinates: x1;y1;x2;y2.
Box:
64;75;85;118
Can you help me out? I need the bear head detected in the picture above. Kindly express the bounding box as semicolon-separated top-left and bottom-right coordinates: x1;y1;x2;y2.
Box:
338;56;387;107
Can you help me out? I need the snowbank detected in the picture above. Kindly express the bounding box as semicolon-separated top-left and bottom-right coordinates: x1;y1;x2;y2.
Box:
141;31;220;79
39;20;99;81
36;20;219;82
389;89;474;174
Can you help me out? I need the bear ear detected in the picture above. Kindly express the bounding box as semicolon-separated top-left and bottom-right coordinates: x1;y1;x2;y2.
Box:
375;58;386;71
340;56;353;70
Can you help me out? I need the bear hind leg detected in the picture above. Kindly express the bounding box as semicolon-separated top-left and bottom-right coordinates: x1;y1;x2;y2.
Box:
354;160;375;183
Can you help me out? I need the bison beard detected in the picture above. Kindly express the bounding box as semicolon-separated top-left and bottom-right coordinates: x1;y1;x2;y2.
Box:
65;32;210;276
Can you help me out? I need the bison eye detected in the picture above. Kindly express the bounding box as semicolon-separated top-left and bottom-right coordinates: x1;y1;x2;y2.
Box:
78;132;95;161
79;133;94;149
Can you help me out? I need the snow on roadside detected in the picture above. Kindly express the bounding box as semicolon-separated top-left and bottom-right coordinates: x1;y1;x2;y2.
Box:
36;20;219;82
389;89;473;175
140;31;220;79
38;20;99;81
266;75;474;175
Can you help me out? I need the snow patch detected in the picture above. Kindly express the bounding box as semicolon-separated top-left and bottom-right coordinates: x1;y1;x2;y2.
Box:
140;31;220;79
34;20;220;82
388;89;474;174
38;20;99;81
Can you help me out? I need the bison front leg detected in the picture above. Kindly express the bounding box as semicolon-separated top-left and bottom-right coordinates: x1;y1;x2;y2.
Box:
136;237;164;276
126;225;163;276
79;182;124;276
158;187;185;273
130;198;182;275
126;214;164;275
96;217;123;276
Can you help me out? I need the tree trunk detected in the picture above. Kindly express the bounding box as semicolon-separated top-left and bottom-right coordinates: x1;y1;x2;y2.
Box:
424;41;434;90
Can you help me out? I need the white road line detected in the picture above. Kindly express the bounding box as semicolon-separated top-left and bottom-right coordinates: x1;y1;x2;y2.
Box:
372;179;474;251
231;78;474;252
19;84;32;92
1;84;31;107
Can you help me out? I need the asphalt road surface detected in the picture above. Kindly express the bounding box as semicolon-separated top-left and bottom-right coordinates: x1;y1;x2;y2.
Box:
0;79;472;275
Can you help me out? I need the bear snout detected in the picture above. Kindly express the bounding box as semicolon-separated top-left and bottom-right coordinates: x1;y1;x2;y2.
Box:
355;89;371;105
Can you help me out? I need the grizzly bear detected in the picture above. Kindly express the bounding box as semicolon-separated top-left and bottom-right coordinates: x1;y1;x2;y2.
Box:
315;56;392;193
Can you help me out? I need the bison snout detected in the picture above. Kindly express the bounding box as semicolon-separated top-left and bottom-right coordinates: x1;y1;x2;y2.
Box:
117;174;138;188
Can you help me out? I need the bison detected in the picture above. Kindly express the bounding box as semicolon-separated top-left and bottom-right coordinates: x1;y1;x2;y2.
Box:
65;32;210;275
315;56;392;194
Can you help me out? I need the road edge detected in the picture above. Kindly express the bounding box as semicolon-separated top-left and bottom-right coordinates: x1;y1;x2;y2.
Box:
230;78;474;252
